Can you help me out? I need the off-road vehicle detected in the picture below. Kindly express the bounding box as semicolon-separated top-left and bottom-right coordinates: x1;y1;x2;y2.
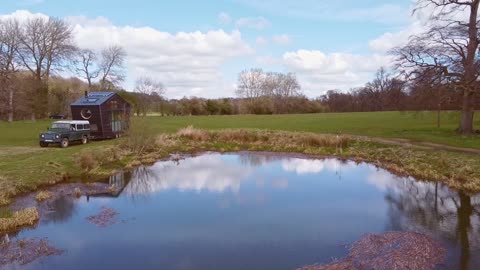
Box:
39;120;90;148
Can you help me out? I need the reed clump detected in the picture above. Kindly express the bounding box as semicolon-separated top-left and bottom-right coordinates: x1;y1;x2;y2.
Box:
0;208;39;233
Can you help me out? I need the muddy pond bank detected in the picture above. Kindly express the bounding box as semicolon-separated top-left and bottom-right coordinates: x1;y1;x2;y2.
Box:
0;152;479;269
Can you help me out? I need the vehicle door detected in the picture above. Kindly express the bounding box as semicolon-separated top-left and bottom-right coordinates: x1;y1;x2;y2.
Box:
70;124;81;141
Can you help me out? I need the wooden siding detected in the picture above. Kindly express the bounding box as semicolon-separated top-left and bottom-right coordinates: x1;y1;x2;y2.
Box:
71;93;131;139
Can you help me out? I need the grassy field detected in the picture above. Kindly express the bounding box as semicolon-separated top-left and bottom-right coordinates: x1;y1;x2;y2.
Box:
1;111;479;148
149;111;480;148
0;111;480;205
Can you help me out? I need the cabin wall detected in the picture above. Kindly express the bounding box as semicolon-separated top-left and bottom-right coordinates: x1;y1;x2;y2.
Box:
71;105;104;137
71;94;131;139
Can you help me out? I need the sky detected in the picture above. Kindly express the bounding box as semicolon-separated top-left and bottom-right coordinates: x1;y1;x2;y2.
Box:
0;0;425;99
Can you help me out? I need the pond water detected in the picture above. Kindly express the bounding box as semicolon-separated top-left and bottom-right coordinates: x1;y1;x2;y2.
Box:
6;152;480;270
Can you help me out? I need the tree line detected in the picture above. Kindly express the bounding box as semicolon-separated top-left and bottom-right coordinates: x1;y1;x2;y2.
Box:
0;16;127;122
1;0;479;134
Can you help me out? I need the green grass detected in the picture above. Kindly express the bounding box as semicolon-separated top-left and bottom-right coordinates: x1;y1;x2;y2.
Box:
146;111;480;149
0;111;479;148
0;113;479;205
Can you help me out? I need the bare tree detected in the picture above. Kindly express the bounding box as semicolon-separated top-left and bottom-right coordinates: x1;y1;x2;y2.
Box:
99;45;126;90
75;49;99;89
0;19;20;122
16;16;75;119
264;72;301;113
236;69;302;113
236;68;265;100
134;76;165;116
393;0;480;134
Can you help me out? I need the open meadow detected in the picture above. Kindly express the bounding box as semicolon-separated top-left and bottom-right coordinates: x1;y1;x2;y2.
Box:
2;111;479;148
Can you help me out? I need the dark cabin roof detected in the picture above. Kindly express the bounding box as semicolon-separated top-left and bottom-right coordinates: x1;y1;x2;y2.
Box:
71;92;116;106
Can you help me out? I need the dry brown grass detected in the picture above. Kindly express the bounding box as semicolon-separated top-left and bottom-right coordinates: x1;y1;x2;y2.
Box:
73;188;81;198
78;152;98;172
0;176;22;206
177;125;210;141
216;129;267;143
0;208;39;233
35;191;53;202
175;126;349;150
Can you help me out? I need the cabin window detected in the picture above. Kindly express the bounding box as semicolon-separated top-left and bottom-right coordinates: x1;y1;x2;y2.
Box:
109;100;119;110
84;124;90;130
70;124;77;131
77;124;84;130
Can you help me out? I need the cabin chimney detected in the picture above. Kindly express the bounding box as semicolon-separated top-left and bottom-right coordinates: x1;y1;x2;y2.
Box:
84;91;88;98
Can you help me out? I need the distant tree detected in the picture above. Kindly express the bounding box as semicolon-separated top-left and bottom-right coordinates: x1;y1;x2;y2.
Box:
393;0;480;133
0;18;20;122
75;49;99;89
16;16;75;120
236;69;302;114
99;45;126;90
134;76;165;116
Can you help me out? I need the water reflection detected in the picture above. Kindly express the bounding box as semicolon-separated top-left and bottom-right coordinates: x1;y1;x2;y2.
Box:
368;167;480;269
124;155;253;196
43;196;77;224
13;153;480;270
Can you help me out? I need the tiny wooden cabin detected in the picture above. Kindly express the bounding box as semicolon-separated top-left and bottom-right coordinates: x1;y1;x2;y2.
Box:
71;92;131;139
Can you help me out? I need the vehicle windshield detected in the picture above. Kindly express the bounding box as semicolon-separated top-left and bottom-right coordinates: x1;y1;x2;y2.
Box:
51;123;70;129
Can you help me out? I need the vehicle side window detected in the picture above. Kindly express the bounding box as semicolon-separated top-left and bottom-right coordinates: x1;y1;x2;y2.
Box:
70;124;76;131
77;124;84;130
84;124;90;130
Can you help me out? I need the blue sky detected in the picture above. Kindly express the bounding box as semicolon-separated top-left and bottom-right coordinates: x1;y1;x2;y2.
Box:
1;0;417;98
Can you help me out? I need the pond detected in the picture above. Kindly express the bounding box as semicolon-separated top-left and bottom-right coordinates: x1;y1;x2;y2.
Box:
4;152;480;270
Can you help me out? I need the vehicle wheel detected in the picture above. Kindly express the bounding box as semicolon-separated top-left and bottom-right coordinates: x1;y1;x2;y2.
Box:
39;142;49;148
60;138;69;148
81;136;88;145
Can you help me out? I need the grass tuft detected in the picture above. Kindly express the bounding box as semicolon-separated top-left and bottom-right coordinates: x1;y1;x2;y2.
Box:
0;207;39;233
35;191;53;202
177;126;210;141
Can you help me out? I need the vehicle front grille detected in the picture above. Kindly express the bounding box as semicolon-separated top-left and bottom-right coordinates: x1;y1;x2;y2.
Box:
44;134;55;140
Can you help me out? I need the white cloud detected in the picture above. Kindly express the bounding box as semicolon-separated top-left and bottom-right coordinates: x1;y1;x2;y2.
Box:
281;158;353;175
235;16;271;30
0;9;48;22
2;10;254;98
256;36;268;46
282;49;391;94
125;155;252;195
218;12;232;25
272;34;290;45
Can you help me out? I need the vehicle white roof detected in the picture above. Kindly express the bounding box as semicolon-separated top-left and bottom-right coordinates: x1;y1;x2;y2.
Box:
53;120;90;124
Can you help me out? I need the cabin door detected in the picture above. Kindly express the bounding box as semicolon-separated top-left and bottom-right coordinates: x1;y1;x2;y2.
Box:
111;111;123;132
